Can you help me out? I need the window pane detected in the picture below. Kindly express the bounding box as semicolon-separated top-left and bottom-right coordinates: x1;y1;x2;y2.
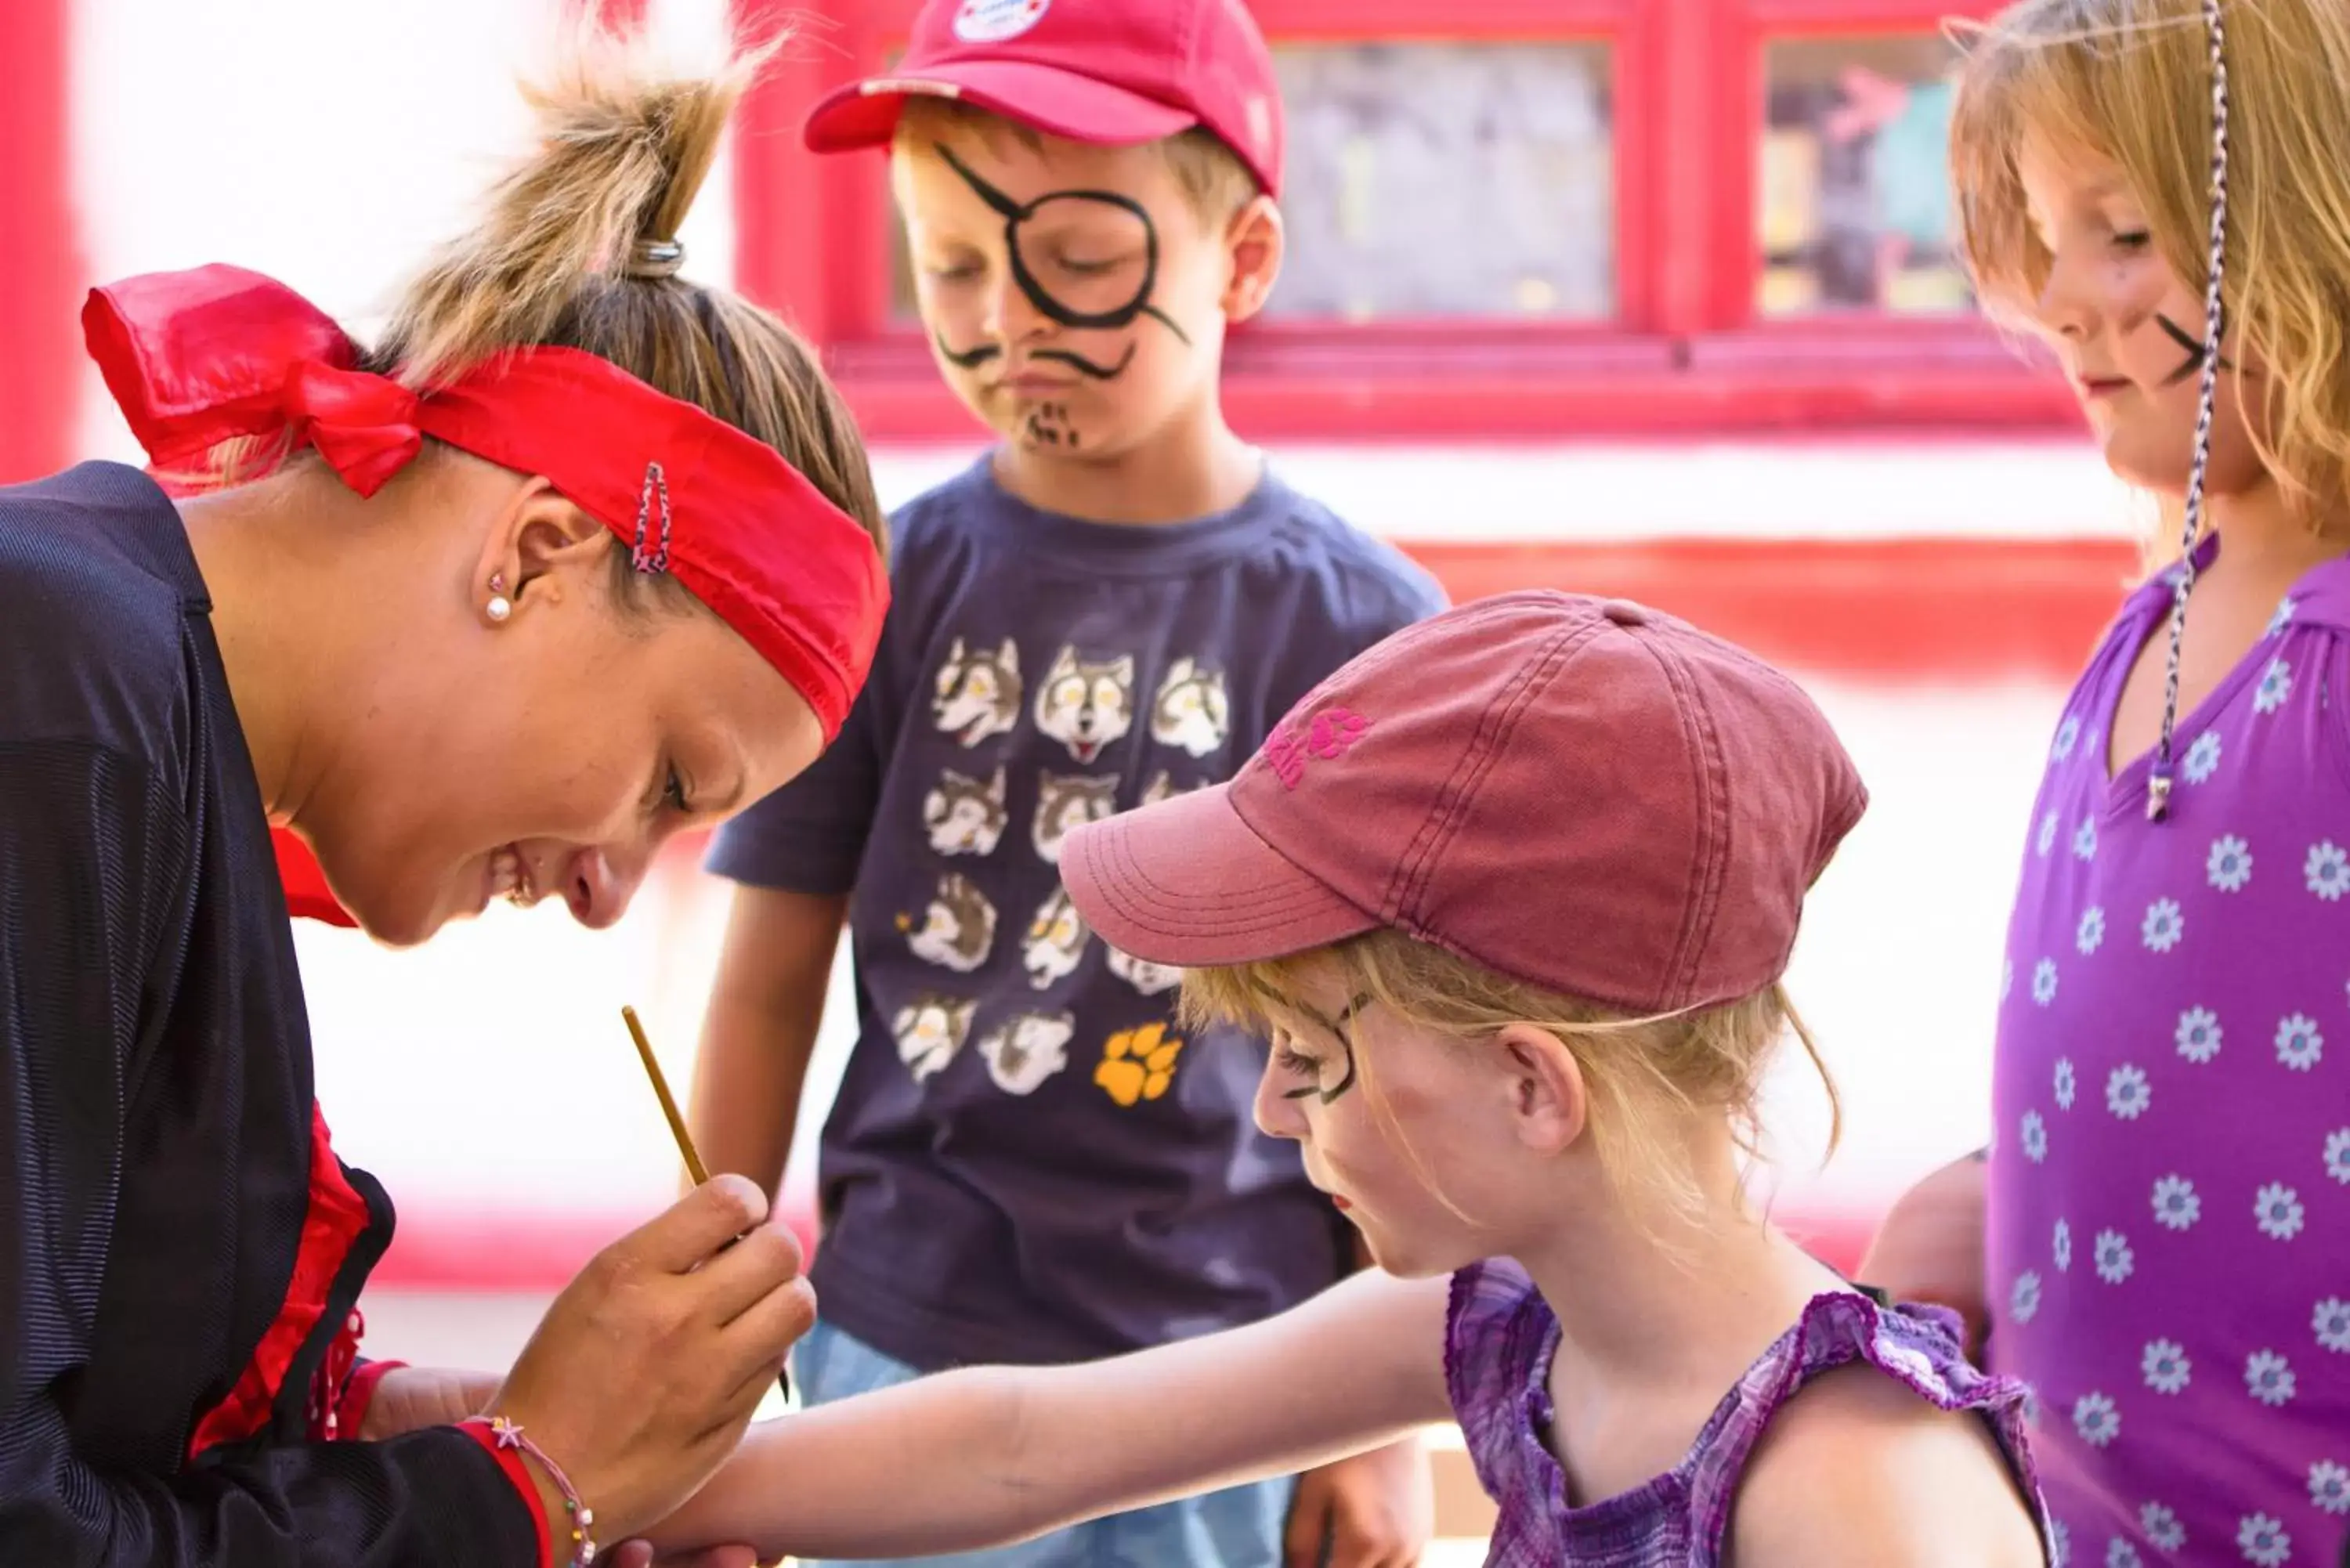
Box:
1267;42;1614;320
1758;34;1969;317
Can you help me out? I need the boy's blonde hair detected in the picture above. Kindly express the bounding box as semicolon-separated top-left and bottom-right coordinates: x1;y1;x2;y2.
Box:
1949;0;2350;540
1183;927;1838;1223
892;96;1262;222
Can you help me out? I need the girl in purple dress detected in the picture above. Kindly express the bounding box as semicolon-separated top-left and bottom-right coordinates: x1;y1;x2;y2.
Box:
1864;2;2350;1564
624;593;2048;1568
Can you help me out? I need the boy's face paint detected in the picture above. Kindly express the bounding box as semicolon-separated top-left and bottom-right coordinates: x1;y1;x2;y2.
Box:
895;126;1234;459
2016;135;2269;500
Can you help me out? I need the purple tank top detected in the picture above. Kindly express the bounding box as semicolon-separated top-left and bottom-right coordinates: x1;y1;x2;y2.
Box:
1444;1259;2045;1565
1988;539;2350;1568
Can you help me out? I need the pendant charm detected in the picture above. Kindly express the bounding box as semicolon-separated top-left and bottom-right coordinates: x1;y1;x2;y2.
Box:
2146;771;2174;822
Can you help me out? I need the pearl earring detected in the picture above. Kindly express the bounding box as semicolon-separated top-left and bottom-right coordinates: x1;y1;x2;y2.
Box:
486;573;512;623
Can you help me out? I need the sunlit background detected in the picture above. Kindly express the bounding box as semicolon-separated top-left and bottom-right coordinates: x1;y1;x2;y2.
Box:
0;0;2140;1553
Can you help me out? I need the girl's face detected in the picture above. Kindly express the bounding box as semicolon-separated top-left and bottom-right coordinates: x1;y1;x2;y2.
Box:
1250;966;1588;1278
2016;134;2269;499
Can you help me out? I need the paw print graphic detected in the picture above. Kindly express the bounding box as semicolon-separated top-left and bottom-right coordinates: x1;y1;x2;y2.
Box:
1096;1023;1185;1107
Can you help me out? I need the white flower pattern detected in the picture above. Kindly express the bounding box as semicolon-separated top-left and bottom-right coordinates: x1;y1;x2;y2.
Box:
2269;594;2298;636
2037;811;2059;856
2326;1128;2350;1186
2053;716;2081;760
2207;833;2253;891
2073;1392;2120;1447
2077;906;2106;955
2256;1183;2306;1241
2106;1064;2150;1119
2054;1057;2076;1110
2152;1175;2200;1230
2054;1217;2073;1271
2104;1540;2140;1568
2023;1110;2049;1164
2312;1461;2350;1516
2276;1014;2324;1071
2177;1006;2223;1064
2142;1339;2191;1394
2012;1270;2041;1323
2140;1502;2186;1551
2237;1512;2291;1566
2034;959;2059;1006
2316;1297;2350;1353
2246;1349;2297;1407
2254;657;2293;715
2308;841;2350;901
2184;730;2223;783
2073;817;2099;862
2095;1229;2135;1284
2142;898;2186;953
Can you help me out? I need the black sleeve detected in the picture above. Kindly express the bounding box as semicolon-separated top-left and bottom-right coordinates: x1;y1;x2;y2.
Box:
0;740;541;1568
706;667;888;896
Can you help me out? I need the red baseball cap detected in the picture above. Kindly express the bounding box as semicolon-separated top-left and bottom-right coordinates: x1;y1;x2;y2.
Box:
1061;592;1868;1015
804;0;1285;198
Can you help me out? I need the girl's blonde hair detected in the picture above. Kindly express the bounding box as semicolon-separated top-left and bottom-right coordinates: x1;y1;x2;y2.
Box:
1949;0;2350;543
1183;928;1837;1222
198;20;886;599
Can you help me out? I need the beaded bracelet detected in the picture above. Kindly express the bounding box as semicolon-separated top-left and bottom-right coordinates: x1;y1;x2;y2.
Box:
466;1415;598;1567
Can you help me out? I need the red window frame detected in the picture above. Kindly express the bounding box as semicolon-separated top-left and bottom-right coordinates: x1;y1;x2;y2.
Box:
728;0;2076;441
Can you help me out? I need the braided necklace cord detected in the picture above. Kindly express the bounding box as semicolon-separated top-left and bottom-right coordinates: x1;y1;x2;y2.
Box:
2146;0;2232;823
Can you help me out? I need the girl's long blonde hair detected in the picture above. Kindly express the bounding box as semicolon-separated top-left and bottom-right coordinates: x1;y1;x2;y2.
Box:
1184;928;1836;1225
1949;0;2350;546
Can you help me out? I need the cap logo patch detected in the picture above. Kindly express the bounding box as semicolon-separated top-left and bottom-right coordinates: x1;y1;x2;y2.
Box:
1264;706;1369;790
953;0;1051;44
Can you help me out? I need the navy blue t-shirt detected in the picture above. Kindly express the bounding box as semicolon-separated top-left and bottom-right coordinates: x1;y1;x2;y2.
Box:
709;457;1444;1369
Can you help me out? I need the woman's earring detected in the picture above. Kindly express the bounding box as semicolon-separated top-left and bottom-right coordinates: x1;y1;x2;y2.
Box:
486;572;512;624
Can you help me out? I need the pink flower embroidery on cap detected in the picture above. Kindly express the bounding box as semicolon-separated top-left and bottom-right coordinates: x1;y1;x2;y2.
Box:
1264;706;1369;789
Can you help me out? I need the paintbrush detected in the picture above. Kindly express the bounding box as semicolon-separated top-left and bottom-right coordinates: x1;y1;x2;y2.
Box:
622;1005;792;1400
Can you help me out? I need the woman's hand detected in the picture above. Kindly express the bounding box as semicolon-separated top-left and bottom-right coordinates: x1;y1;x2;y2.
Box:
484;1176;816;1545
356;1366;503;1440
1286;1435;1434;1567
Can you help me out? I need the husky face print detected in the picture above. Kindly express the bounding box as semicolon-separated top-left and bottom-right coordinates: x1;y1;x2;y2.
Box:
1139;771;1204;810
891;993;976;1082
1023;886;1090;990
1032;771;1119;864
923;765;1010;857
1033;646;1134;764
977;1010;1075;1095
1150;656;1231;759
932;637;1022;749
1106;945;1184;998
900;873;998;973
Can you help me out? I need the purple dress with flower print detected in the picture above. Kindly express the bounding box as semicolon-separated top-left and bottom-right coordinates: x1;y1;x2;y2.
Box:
1444;1259;2044;1564
1987;539;2350;1567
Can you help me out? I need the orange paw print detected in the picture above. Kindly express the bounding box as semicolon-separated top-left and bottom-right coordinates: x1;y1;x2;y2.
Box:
1094;1023;1184;1107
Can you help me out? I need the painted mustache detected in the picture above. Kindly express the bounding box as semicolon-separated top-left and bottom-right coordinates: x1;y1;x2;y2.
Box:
931;332;1136;381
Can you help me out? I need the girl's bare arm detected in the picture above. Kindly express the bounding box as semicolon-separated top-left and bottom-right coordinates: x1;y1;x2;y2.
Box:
648;1268;1455;1561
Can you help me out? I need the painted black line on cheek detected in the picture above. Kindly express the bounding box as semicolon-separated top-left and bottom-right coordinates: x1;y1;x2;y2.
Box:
2155;311;2235;386
1143;303;1194;347
933;328;1002;370
936;142;1024;220
1032;343;1137;380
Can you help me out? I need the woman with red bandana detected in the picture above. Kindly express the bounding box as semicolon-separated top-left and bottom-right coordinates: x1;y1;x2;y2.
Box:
0;24;888;1568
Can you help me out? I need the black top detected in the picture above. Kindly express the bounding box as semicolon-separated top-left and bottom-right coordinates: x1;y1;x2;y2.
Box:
0;464;533;1565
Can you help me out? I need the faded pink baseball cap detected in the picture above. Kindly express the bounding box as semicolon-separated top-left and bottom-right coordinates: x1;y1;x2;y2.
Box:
1061;591;1868;1014
803;0;1285;198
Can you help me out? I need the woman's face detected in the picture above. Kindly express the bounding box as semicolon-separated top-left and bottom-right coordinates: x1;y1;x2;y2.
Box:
2016;133;2268;498
302;466;825;945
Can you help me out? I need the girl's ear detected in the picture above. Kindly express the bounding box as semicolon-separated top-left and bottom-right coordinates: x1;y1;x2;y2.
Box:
1495;1023;1587;1156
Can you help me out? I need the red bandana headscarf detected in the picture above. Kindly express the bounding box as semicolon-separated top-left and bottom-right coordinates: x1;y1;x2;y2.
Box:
85;264;890;927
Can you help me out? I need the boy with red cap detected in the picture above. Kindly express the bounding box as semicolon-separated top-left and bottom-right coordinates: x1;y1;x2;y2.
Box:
689;2;1444;1564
